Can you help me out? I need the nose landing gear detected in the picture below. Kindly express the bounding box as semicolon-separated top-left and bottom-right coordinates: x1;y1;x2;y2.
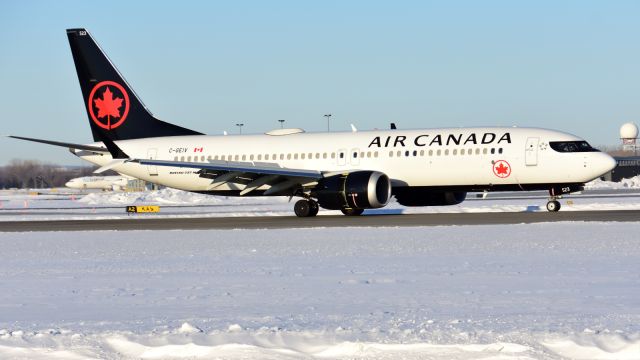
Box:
546;199;561;212
546;187;563;212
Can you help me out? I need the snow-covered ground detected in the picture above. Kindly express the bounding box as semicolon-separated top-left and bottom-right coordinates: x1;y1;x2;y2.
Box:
2;175;640;221
1;223;639;359
0;177;639;358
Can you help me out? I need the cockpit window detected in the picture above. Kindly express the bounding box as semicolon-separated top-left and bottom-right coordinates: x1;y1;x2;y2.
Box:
549;141;598;153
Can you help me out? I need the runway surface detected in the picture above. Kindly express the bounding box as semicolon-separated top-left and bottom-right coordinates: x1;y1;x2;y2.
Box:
1;210;639;232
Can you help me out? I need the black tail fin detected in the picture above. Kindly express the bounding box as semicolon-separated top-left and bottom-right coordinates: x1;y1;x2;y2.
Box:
66;28;202;142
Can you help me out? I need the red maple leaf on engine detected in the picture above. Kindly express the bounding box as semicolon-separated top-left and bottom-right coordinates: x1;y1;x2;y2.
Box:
495;162;509;175
94;87;123;121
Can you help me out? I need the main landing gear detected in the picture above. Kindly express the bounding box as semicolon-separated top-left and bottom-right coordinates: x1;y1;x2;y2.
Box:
294;199;319;217
293;199;365;217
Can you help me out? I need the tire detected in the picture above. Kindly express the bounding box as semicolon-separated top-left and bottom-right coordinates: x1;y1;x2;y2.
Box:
308;200;319;217
294;199;311;217
546;200;561;212
341;208;364;216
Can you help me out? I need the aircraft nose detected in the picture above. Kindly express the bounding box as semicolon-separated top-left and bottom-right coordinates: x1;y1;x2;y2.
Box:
65;181;72;187
598;153;617;174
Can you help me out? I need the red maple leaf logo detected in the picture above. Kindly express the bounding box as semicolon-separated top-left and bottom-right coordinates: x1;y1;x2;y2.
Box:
495;162;509;175
93;87;123;128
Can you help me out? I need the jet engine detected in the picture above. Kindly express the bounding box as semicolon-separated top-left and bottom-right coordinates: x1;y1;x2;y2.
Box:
394;188;466;206
315;171;391;210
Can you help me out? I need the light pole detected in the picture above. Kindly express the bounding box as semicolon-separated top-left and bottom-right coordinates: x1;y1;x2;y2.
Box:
236;123;244;134
324;113;332;132
278;119;285;129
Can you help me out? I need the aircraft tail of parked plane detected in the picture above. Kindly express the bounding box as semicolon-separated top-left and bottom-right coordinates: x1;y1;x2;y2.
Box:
7;28;618;216
66;28;202;142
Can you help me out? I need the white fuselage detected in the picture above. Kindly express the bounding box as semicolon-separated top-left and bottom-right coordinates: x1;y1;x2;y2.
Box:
73;127;616;194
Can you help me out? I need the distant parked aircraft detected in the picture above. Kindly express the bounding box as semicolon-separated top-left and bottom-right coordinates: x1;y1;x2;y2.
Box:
65;176;128;191
9;28;616;216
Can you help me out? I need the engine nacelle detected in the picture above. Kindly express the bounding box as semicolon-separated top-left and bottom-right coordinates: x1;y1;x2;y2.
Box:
394;188;467;207
315;171;391;210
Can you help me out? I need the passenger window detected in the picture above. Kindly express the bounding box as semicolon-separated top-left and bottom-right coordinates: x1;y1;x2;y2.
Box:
460;149;465;155
187;156;192;161
374;151;379;158
257;154;262;160
437;149;441;156
490;148;495;154
405;151;410;157
287;154;291;160
389;151;394;157
483;148;488;155
498;148;503;154
265;154;269;160
323;153;328;159
294;153;298;160
397;150;402;157
453;149;457;155
475;148;480;155
174;156;178;161
360;152;365;158
444;149;449;156
316;153;320;159
301;153;306;159
340;153;344;159
428;150;433;156
250;155;254;160
280;154;284;160
331;153;336;159
420;150;424;156
366;151;371;158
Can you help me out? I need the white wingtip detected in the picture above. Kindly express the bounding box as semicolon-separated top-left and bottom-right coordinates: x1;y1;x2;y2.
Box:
350;124;357;132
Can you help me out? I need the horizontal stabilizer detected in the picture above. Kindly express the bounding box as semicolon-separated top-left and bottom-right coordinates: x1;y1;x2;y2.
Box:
8;135;108;152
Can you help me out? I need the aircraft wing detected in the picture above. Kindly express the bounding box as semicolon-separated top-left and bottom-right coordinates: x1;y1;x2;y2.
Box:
132;158;324;196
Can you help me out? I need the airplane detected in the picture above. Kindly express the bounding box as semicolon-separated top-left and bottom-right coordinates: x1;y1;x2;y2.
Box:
65;175;129;191
8;28;616;217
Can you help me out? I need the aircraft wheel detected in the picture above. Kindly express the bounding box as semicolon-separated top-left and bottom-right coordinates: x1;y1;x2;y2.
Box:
294;199;312;217
341;207;364;216
546;200;561;212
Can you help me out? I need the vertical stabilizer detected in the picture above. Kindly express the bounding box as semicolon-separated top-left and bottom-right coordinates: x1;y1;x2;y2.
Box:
66;28;202;141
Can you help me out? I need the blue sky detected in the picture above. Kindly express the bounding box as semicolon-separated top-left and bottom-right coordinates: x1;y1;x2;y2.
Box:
1;0;639;165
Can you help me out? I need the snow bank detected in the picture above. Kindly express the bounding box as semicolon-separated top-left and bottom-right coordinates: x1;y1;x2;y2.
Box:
585;175;640;189
0;326;639;359
78;188;225;205
77;187;290;206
